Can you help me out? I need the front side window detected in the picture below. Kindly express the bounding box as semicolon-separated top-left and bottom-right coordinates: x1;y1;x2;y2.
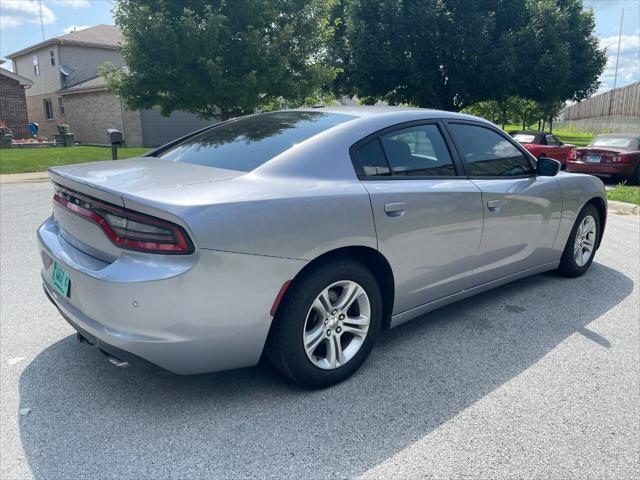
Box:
448;124;533;177
33;54;39;76
157;111;355;172
379;124;455;176
43;99;54;120
545;135;559;146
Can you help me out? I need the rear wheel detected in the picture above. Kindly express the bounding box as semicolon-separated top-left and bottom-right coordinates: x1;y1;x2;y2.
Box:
557;204;600;277
266;258;382;388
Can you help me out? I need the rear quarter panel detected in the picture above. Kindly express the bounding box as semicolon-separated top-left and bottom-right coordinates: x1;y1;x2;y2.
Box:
122;175;378;261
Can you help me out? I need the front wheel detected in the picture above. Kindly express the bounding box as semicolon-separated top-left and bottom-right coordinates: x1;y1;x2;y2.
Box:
266;258;383;388
557;203;601;277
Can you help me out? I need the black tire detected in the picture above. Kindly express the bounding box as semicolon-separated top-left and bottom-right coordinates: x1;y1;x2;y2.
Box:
266;258;383;388
557;203;601;277
629;165;640;186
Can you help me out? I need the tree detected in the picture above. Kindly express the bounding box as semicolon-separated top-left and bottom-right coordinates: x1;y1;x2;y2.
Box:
332;0;606;111
105;0;337;119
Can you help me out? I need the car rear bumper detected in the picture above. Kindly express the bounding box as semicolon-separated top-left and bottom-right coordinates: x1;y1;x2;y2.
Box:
566;161;636;177
38;216;306;374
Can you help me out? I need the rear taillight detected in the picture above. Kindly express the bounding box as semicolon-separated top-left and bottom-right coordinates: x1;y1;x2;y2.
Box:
611;155;631;163
53;186;194;254
568;148;577;161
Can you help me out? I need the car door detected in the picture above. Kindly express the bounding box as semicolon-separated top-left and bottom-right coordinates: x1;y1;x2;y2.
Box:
544;134;564;161
351;121;484;314
445;121;563;285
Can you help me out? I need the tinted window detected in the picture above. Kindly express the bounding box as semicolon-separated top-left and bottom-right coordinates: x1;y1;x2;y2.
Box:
158;111;354;172
357;139;391;176
449;124;533;177
379;124;455;176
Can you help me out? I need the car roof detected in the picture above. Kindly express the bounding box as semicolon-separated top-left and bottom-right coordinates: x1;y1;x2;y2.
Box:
510;130;547;136
290;105;485;122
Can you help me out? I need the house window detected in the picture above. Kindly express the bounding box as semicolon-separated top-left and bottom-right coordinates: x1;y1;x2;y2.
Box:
44;99;54;120
33;54;40;76
50;50;56;66
58;98;65;116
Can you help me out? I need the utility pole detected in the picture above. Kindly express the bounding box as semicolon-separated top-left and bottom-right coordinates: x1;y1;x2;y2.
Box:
38;0;45;41
612;8;624;91
608;7;624;127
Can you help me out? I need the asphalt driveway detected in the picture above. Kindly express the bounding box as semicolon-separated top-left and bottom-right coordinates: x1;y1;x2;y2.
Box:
1;181;638;479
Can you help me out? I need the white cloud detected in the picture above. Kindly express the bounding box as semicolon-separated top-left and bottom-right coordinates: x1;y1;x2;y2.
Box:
0;0;56;29
600;34;640;54
598;33;640;90
52;0;90;8
62;24;90;34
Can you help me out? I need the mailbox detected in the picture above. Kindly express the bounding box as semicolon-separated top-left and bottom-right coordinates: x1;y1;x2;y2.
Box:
107;128;123;145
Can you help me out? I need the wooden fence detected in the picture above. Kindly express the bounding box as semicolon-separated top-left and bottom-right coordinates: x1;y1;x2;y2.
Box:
558;81;640;120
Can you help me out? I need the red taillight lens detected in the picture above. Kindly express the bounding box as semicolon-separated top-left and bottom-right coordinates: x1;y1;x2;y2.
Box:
611;155;631;163
53;187;194;254
568;148;577;161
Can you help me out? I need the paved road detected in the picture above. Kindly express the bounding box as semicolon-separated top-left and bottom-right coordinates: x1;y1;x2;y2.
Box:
1;181;638;479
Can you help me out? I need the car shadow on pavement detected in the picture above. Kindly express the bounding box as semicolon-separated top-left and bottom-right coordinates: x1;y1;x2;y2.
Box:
18;262;633;479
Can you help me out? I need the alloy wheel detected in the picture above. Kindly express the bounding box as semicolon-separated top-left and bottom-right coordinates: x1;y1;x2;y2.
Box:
303;280;371;370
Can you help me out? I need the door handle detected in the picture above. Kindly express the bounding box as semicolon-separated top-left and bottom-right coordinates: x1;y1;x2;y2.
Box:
384;202;406;217
486;199;505;212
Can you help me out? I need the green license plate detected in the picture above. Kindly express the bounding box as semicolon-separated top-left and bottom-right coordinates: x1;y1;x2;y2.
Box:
51;262;70;297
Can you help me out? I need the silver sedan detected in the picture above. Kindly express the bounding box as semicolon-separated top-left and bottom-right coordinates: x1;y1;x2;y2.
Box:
38;107;607;388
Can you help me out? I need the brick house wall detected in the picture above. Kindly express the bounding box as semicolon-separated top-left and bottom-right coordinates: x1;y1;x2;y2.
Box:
0;74;30;139
61;89;143;146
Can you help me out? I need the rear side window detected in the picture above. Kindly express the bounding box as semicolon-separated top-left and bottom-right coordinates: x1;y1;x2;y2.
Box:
380;124;455;176
355;123;455;177
449;124;533;177
158;111;355;172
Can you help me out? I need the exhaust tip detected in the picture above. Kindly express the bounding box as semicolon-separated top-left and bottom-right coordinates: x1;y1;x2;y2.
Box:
101;350;130;368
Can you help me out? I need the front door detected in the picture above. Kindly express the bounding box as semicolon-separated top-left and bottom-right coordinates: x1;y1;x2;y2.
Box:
445;122;563;285
352;122;484;314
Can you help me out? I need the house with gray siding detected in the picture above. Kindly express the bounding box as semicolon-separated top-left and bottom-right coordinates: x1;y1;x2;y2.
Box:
7;25;212;146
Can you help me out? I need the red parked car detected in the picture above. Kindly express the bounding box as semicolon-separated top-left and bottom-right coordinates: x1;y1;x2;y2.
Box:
510;130;577;165
566;134;640;184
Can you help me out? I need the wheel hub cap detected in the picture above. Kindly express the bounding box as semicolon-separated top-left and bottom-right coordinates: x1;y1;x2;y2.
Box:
303;280;371;370
573;214;596;267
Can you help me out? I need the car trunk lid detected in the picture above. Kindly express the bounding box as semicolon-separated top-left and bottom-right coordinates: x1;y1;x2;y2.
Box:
48;157;242;261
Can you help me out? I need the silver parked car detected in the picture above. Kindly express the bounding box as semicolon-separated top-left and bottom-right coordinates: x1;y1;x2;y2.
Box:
38;107;607;388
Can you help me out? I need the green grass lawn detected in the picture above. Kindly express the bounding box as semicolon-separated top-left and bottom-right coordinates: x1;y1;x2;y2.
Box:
0;146;151;174
607;183;640;206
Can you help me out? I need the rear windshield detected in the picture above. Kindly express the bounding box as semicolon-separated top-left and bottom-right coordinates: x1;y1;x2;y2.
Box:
590;136;639;149
157;111;355;171
512;134;536;144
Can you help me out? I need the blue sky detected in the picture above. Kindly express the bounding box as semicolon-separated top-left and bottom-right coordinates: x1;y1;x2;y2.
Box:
1;0;638;94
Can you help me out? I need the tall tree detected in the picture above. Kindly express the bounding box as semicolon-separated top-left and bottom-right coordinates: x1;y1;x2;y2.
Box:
333;0;605;111
106;0;337;119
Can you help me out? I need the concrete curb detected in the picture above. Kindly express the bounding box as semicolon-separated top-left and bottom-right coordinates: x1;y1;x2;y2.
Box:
608;200;640;216
0;171;49;184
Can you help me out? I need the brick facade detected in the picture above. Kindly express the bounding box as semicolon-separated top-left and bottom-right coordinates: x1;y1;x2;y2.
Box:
25;93;63;139
61;90;143;146
0;74;30;139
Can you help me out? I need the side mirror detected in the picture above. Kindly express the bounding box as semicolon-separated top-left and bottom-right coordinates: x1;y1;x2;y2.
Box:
537;157;561;176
